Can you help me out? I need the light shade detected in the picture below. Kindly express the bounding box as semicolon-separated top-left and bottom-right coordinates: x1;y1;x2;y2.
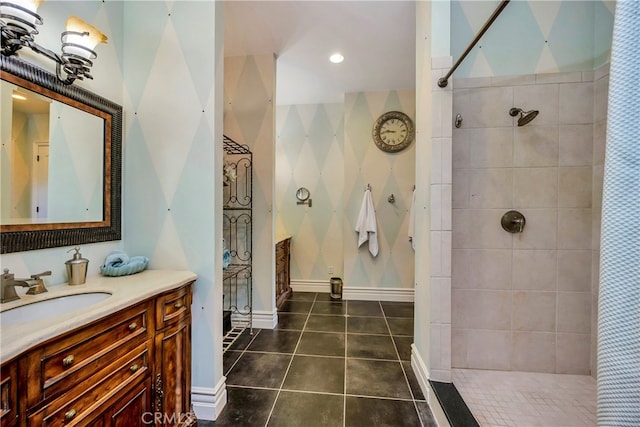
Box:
0;0;44;31
63;15;107;58
13;0;43;13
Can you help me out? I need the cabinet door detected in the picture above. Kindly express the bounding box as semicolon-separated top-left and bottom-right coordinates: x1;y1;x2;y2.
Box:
0;362;18;427
107;377;152;427
154;321;195;426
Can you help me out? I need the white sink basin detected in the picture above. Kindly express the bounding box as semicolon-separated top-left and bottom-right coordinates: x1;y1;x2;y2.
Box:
1;292;112;326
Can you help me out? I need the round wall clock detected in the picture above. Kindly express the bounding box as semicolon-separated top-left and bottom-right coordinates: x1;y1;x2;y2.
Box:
372;111;415;153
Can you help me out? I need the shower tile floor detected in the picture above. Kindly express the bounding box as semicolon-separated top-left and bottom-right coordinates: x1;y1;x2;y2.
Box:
209;292;438;426
452;368;597;427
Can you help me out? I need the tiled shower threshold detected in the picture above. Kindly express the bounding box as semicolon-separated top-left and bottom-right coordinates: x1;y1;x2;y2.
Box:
452;368;597;426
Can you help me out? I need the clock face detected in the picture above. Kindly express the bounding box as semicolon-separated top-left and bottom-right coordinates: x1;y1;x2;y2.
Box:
372;111;414;153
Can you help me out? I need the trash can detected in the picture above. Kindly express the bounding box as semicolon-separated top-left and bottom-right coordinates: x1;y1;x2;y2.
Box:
330;277;343;300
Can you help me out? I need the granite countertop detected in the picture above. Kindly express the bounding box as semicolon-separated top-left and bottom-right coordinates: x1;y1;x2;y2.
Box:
0;269;197;364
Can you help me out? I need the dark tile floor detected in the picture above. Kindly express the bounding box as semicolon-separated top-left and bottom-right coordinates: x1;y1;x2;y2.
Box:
206;292;438;427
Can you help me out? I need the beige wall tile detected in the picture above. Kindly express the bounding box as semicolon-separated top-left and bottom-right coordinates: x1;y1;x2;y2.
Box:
513;84;559;126
469;128;514;168
513;209;557;250
593;120;607;166
591;251;601;295
451;328;468;368
559;167;592;208
466;329;512;370
594;75;609;123
512;332;556;373
469;169;513;209
557;292;591;334
474;209;514;249
513;168;558;208
512;250;557;291
559;82;594;125
452;209;472;249
512;291;557;332
453;129;470;169
452;169;469;209
514;126;559;167
454;86;514;128
559;125;593;166
556;333;591;375
452;290;511;330
558;208;592;249
452;249;512;290
557;250;592;292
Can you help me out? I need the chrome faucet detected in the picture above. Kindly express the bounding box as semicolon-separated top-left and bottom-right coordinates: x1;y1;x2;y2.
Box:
1;269;51;303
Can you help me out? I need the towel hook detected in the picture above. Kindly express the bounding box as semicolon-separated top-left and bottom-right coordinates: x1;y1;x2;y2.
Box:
388;194;395;204
366;184;372;191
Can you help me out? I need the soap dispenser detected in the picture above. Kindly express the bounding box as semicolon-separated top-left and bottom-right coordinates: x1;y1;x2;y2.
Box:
66;247;89;285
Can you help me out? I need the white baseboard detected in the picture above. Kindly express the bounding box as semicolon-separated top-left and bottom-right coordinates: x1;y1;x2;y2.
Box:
231;309;277;330
291;279;329;293
192;376;226;421
291;281;414;302
343;286;414;302
411;344;450;427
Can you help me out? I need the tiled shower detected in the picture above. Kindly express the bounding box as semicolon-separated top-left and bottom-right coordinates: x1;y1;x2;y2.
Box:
450;65;609;376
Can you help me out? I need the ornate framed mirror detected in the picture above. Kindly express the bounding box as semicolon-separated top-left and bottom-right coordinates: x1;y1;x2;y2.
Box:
1;55;122;253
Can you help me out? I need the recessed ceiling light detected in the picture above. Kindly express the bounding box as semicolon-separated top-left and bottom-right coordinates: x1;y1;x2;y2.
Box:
329;53;344;64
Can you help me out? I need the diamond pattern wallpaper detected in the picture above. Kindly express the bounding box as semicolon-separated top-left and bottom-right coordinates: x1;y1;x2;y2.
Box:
224;54;276;317
276;103;344;281
344;90;416;291
276;91;415;291
451;0;614;78
121;1;221;394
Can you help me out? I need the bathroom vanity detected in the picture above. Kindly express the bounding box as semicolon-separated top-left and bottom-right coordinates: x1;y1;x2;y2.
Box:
0;270;197;426
275;236;292;309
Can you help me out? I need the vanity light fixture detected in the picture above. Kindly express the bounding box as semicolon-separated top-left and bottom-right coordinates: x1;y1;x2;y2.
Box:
11;90;26;100
0;0;107;85
329;53;344;64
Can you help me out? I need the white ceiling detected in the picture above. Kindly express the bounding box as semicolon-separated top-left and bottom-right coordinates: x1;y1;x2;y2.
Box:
224;1;417;106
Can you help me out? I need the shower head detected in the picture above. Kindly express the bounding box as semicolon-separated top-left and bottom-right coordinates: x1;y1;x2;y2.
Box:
509;107;539;127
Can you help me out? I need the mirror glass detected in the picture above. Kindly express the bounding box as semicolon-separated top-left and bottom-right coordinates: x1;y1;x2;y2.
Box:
1;55;121;253
1;81;104;225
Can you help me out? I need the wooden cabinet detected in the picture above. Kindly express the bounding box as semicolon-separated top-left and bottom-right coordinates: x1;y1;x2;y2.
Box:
0;281;194;427
153;287;195;426
275;237;292;309
0;362;18;427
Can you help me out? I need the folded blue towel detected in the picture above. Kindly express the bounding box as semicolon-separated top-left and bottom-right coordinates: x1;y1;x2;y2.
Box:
223;238;231;270
223;249;231;270
103;250;129;268
101;251;149;277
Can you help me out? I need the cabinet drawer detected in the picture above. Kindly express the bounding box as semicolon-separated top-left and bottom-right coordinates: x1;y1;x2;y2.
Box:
27;302;151;404
28;345;150;427
155;285;192;330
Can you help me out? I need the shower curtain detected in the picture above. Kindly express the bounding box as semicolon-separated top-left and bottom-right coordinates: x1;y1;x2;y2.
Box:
597;1;640;425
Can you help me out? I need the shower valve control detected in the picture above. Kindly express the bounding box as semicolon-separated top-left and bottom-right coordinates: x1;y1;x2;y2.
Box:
501;210;526;233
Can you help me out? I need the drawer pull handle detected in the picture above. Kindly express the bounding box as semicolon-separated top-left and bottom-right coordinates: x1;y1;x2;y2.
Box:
64;408;77;422
174;302;183;309
130;364;139;372
62;355;74;367
128;322;137;331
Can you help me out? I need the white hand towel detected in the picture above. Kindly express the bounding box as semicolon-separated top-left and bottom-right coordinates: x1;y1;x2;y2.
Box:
355;189;378;256
408;188;416;251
